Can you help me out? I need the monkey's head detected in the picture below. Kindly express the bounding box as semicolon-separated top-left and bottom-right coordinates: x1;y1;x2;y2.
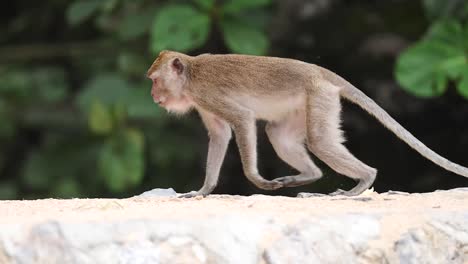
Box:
147;50;194;114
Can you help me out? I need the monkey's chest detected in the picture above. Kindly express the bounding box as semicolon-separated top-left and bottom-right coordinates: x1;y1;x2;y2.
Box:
235;94;305;121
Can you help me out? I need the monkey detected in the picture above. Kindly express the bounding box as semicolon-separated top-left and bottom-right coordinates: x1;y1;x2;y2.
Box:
146;50;468;198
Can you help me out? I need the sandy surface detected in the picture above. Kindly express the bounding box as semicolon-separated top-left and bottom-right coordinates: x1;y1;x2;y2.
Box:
0;188;467;260
1;189;466;225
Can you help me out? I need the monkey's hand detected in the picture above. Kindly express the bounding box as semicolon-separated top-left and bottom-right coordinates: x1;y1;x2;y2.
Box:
178;190;208;198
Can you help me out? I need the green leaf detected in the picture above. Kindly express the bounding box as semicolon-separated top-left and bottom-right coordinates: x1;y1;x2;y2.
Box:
76;73;132;112
433;71;448;95
66;0;102;26
457;68;468;99
89;100;114;135
223;0;271;14
77;74;161;121
395;41;464;98
221;16;269;55
438;55;467;79
98;128;145;192
118;9;155;41
193;0;215;11
150;4;210;53
425;19;464;49
419;20;468;79
112;102;128;126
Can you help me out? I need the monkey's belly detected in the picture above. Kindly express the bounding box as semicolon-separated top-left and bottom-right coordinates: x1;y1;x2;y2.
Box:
236;94;305;121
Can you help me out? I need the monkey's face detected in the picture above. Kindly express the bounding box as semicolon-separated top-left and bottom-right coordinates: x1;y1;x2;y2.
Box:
148;56;193;114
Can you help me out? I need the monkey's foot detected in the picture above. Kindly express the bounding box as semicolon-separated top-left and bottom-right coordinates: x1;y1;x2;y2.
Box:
272;173;322;188
330;176;375;196
178;191;207;198
254;179;284;190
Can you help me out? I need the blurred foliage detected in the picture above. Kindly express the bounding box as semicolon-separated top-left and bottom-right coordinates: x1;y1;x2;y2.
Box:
395;0;468;99
149;0;270;54
0;0;273;199
66;0;271;55
1;0;466;199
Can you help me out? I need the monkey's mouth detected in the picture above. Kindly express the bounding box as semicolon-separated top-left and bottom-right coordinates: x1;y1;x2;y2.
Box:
153;96;167;106
155;100;166;107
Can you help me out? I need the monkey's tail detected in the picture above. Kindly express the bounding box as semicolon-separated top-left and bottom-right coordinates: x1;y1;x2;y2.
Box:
341;83;468;178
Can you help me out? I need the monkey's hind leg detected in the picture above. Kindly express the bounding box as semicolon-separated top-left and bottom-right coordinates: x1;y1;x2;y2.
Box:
266;112;323;187
306;86;377;196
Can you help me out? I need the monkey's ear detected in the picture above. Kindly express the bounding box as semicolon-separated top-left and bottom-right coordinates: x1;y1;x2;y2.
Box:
172;58;184;75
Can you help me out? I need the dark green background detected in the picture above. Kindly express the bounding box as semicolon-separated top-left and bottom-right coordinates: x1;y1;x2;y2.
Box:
0;0;467;199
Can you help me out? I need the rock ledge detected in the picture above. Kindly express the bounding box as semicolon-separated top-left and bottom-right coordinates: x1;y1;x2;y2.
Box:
0;188;467;263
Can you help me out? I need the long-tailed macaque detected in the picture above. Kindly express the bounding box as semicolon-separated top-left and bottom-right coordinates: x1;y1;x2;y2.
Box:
146;50;468;198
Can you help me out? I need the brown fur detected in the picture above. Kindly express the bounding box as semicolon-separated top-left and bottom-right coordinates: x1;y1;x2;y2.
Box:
147;50;468;197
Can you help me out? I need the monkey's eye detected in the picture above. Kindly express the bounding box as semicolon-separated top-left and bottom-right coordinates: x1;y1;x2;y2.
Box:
152;78;158;85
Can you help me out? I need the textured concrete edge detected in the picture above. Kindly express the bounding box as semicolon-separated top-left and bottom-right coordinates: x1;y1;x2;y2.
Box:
0;212;467;263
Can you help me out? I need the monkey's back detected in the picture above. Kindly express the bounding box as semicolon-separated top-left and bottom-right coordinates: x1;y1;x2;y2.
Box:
188;54;319;96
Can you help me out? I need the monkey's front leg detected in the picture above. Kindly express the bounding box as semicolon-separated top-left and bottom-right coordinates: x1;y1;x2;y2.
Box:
179;111;231;198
